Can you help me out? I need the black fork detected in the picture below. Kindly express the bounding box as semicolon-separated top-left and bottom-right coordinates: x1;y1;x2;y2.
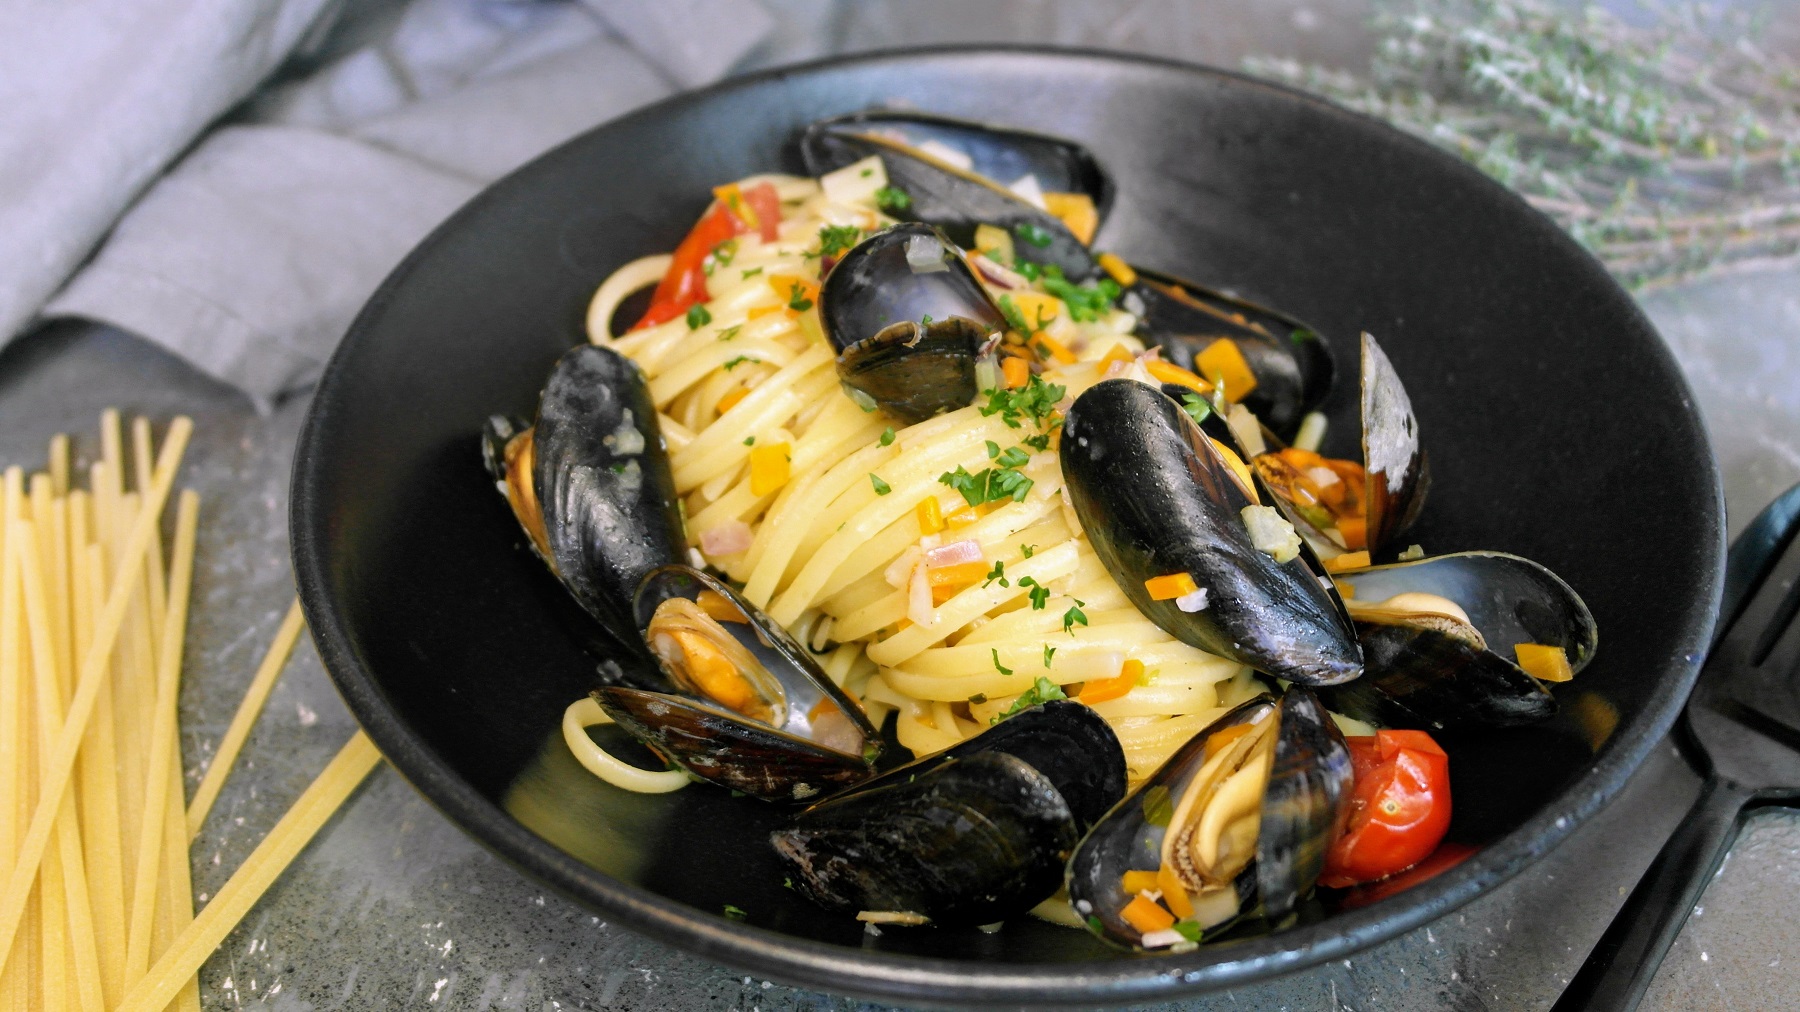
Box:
1554;482;1800;1011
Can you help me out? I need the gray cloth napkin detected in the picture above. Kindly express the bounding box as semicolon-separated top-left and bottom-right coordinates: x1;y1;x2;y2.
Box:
10;0;772;403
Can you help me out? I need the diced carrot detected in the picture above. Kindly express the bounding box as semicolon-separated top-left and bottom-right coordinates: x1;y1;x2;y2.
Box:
1001;356;1032;389
1144;573;1198;601
1324;550;1371;573
1336;516;1368;550
1120;870;1160;895
1044;192;1098;244
1030;332;1077;364
1121;895;1176;934
1334;580;1356;599
1096;252;1138;287
945;501;1000;529
1078;659;1143;704
1515;643;1575;682
1195;338;1259;401
749;442;791;496
695;590;747;623
748;303;784;319
1157;864;1195;919
716;387;750;414
927;560;990;587
1099;342;1136;367
916;496;946;535
1144;359;1212;393
932;583;959;605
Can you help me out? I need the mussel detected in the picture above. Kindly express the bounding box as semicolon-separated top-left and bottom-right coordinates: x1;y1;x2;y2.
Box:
1067;686;1352;949
801;114;1102;277
483;345;881;799
597;565;879;801
771;701;1127;926
818;223;1005;424
1060;378;1363;686
1252;334;1428;561
1318;551;1597;730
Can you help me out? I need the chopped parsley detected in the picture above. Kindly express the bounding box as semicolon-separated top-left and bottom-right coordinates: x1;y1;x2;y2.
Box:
1018;576;1050;610
992;676;1067;723
1013;222;1053;248
879;427;895;447
860;167;873;178
874;185;912;214
994;445;1031;469
997;294;1032;335
985;440;1001;459
1043;643;1056;667
1036;264;1122;322
717;324;741;342
1013;259;1044;282
979;376;1065;430
1062;599;1089;634
983;561;1008;588
869;473;891;495
685;303;712;330
818;224;862;258
967;692;988;704
938;464;1033;506
783;877;795;890
723;355;756;371
703;238;738;275
1172;921;1205;943
743;436;755;446
1290;327;1318;345
741;267;763;279
1085;914;1105;934
1180;392;1213;426
1020;544;1036;558
991;649;1013;675
1021;433;1050;451
785;282;814;313
722;904;747;921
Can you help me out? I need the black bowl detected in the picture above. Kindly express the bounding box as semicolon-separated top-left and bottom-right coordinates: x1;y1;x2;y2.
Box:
291;47;1723;1007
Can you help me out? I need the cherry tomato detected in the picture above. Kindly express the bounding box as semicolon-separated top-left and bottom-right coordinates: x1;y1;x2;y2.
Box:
1319;729;1452;888
1338;842;1477;910
630;182;782;330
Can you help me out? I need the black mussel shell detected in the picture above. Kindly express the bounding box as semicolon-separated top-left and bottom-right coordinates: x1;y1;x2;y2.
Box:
800;111;1114;223
632;564;880;760
1128;268;1335;440
594;684;876;803
1360;334;1429;558
1257;686;1352;918
819;224;1003;424
517;345;685;645
1066;696;1274;948
1060;379;1362;685
838;700;1126;829
802;124;1097;278
1319;552;1595;729
770;751;1080;926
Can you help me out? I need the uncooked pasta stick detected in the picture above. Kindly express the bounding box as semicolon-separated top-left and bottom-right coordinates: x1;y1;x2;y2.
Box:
187;598;306;837
131;418;168;637
75;545;126;1006
0;416;190;975
123;491;196;986
116;732;381;1012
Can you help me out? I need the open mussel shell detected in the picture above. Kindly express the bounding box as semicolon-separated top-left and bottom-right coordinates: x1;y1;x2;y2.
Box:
1068;687;1349;949
802;122;1097;278
819;223;1004;424
1319;551;1595;729
1359;334;1429;557
844;700;1127;830
1128;268;1335;441
800;110;1114;222
486;345;685;646
594;564;881;802
770;751;1080;926
1060;379;1362;685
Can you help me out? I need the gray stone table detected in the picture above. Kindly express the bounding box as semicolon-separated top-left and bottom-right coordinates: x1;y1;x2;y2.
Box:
0;256;1794;1009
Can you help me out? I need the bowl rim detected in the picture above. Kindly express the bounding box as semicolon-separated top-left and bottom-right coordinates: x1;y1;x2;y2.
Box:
290;43;1725;1007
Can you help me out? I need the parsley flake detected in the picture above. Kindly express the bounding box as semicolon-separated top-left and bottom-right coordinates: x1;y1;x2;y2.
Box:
1018;576;1050;610
874;185;912;213
994;445;1031;469
1181;392;1213;426
685;303;712;330
869;473;891;495
1037;265;1122;321
743;436;755;446
717;324;741;342
722;904;747;921
1043;643;1056;667
985;440;1001;459
1062;599;1088;634
992;676;1067;723
723;355;756;371
879;427;895;447
937;465;1033;506
991;649;1013;675
1020;544;1036;558
1021;433;1050;451
785;283;814;313
1014;222;1053;248
979;376;1065;430
983;561;1008;588
741;267;763;279
967;692;988;704
818;224;862;258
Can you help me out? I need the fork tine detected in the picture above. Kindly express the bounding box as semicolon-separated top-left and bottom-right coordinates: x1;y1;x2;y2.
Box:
1713;520;1800;672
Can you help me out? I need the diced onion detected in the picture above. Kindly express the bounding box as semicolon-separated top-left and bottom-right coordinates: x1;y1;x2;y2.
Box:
1007;173;1048;210
821;155;888;207
907;562;935;626
884;546;922;588
924;538;983;568
917;139;973;170
1305;466;1341;489
699;520;752;556
1139;928;1189;949
905;233;948;273
1175;588;1210;613
974;356;1000;392
1241;505;1302;563
1293;411;1329;453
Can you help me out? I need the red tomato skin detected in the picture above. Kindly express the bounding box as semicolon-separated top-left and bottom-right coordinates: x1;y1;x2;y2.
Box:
631;203;744;330
1319;733;1452;888
743;182;782;242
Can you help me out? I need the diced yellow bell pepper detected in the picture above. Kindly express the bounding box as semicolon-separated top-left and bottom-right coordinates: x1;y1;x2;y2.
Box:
1097;252;1138;287
1515;643;1575;682
749;442;791;496
1044;192;1098;244
1195;338;1258;402
916;496;945;535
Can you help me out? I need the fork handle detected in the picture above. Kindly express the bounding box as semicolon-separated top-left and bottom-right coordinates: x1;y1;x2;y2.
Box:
1552;775;1755;1011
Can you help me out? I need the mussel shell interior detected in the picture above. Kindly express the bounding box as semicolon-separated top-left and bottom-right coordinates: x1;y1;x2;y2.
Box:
531;345;686;646
1060;379;1362;685
1360;334;1429;557
835;700;1127;829
772;751;1080;926
593;685;875;803
632;564;879;758
803;127;1097;278
1066;696;1275;948
800;111;1115;222
1130;268;1334;440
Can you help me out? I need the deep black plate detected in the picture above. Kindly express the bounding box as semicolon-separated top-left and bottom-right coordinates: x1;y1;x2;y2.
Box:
290;47;1723;1007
